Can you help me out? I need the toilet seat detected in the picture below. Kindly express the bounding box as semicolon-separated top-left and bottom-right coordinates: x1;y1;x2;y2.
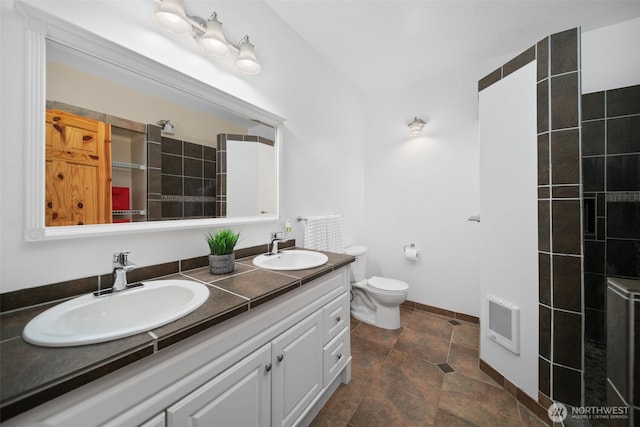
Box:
368;276;409;294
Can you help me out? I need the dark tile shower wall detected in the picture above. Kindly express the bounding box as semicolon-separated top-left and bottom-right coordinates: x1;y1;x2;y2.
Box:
582;85;640;342
538;29;583;408
479;27;583;409
147;124;162;220
146;124;217;221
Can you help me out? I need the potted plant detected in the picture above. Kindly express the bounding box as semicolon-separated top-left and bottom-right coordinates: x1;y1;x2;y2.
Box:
205;229;240;274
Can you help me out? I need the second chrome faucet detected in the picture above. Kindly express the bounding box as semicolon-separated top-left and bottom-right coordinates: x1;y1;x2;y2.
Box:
269;231;290;255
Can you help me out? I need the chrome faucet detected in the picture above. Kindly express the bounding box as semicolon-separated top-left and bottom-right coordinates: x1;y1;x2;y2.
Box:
269;231;289;255
112;251;136;291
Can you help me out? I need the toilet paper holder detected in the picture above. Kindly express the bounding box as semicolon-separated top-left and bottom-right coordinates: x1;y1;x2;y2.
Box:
403;243;419;260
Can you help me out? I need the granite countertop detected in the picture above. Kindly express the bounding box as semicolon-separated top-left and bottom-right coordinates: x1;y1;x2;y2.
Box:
0;249;354;421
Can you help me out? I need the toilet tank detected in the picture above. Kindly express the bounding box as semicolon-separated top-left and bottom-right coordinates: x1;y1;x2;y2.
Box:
344;245;367;282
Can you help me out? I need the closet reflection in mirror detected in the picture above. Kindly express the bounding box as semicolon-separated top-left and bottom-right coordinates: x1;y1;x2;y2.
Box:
45;40;276;227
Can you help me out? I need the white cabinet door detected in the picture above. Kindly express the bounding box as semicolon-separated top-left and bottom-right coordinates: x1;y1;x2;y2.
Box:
166;344;271;427
271;309;323;427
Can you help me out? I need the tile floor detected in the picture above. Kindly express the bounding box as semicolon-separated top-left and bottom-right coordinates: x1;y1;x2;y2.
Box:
311;306;549;427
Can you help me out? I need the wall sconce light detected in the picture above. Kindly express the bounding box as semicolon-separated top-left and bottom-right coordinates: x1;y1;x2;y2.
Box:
408;117;426;136
157;119;175;135
153;0;261;75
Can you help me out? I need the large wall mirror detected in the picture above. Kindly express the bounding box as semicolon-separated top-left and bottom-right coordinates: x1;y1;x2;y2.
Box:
19;2;283;241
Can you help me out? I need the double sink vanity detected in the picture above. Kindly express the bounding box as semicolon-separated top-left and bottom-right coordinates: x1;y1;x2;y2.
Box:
0;247;354;427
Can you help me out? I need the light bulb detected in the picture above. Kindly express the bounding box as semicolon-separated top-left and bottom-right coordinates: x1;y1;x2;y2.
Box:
154;0;191;35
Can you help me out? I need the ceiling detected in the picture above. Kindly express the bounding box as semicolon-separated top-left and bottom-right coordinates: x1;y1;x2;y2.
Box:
264;0;640;94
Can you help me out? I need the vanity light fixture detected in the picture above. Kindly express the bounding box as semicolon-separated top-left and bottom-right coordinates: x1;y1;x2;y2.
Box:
153;0;191;35
157;119;175;135
236;36;261;75
408;116;426;136
153;0;261;75
196;13;229;57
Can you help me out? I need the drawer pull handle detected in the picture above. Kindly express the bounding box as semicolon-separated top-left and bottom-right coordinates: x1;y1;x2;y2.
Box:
337;353;342;360
277;354;284;363
336;315;341;322
265;363;272;372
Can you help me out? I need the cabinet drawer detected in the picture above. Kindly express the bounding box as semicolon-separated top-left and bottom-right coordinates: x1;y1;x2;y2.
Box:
323;327;350;386
323;293;350;343
140;413;166;427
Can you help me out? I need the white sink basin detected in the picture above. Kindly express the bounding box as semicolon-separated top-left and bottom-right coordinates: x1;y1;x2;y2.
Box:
23;280;210;347
253;250;329;271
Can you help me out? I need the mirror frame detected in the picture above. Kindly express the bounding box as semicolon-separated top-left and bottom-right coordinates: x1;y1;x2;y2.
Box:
18;2;284;241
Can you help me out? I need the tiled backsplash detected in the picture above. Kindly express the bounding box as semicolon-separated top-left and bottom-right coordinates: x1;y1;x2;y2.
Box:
0;241;294;314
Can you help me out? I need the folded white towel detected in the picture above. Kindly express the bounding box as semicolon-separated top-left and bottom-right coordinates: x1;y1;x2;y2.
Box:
303;214;343;252
325;214;343;253
304;216;328;251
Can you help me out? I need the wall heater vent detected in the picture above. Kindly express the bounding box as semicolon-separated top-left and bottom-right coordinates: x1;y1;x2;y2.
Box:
487;295;520;355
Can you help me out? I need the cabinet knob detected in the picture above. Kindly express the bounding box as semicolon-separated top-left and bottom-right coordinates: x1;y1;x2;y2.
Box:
336;315;341;322
265;363;272;372
337;353;342;360
277;354;284;363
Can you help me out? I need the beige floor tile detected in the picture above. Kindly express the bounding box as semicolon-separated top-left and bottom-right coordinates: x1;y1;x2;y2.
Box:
400;307;414;327
314;308;548;427
352;321;403;348
309;408;350;427
451;323;480;349
406;309;454;341
349;378;435;427
438;372;521;426
350;315;361;331
377;349;444;408
350;335;391;376
519;402;550;427
320;367;373;425
447;343;500;387
395;327;451;364
433;408;478;427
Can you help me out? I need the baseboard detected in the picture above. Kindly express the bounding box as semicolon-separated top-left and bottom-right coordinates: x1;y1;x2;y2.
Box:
401;299;479;324
479;359;553;426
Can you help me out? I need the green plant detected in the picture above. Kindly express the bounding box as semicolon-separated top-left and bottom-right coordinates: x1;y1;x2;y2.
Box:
205;229;240;256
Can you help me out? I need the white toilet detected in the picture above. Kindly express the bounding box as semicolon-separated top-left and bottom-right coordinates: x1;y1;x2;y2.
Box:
344;246;409;330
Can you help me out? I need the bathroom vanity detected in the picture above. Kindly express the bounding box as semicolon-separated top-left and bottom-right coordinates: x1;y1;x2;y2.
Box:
0;252;353;427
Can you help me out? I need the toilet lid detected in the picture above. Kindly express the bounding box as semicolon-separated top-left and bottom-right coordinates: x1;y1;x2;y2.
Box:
368;276;409;293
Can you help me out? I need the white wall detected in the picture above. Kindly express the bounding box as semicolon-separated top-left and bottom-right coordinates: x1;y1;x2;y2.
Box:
362;64;490;317
478;62;539;399
0;0;365;292
582;17;640;93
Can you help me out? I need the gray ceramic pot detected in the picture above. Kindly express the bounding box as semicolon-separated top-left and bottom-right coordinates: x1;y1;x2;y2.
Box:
209;253;235;274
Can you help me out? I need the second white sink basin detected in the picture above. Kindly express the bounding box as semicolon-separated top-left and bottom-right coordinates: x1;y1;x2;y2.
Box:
253;250;329;271
22;280;210;347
